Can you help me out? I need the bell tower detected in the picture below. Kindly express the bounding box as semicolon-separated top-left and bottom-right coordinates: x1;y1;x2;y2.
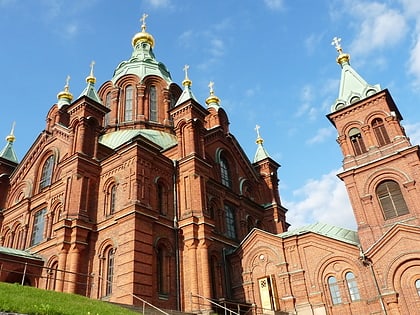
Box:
327;37;420;249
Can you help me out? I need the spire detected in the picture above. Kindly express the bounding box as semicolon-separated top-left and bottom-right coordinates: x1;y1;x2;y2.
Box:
0;122;18;163
78;61;102;104
331;37;381;112
205;81;221;109
175;65;198;106
57;75;73;108
132;13;155;48
253;125;270;163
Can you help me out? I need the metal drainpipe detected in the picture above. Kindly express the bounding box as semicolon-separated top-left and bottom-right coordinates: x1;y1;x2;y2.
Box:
360;247;388;315
173;159;180;310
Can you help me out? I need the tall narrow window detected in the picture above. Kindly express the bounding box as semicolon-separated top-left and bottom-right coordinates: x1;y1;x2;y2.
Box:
345;272;361;301
349;128;367;155
328;276;342;305
372;118;390;146
31;209;46;246
109;185;117;215
150;85;157;122
39;155;55;190
225;204;236;239
104;92;111;126
157;245;169;296
220;156;232;188
157;182;167;215
415;279;420;296
105;248;115;296
376;180;409;220
124;85;133;121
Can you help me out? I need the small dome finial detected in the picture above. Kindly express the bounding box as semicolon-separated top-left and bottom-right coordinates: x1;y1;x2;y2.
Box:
255;124;263;145
132;13;155;48
182;64;192;87
205;81;221;106
86;60;96;84
6;122;16;143
331;36;350;66
57;75;73;105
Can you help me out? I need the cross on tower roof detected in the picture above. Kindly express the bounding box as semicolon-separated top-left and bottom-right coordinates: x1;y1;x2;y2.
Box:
208;81;215;95
331;36;343;54
141;13;148;31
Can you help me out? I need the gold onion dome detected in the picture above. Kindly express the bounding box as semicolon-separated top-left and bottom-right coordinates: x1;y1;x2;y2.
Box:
331;36;350;65
132;13;155;48
205;81;221;105
6;122;15;143
57;75;73;102
86;61;96;84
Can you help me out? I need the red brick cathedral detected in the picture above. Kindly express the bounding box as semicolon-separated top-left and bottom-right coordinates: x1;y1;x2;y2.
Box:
0;18;419;315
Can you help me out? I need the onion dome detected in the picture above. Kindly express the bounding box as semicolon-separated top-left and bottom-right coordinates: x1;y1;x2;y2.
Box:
0;122;18;163
57;76;73;108
175;65;198;106
253;125;270;163
205;81;221;109
112;14;171;84
78;61;102;104
330;37;381;112
132;13;155;48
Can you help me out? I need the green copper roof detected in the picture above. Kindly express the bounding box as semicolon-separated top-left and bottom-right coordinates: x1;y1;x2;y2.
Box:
0;246;43;261
78;81;102;104
112;35;172;84
175;83;198;106
0;141;18;163
331;38;381;112
99;129;177;151
253;141;270;163
279;222;360;246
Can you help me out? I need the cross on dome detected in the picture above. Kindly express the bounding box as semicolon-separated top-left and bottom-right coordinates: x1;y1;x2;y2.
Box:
255;124;261;138
331;36;343;54
208;81;215;95
141;13;148;31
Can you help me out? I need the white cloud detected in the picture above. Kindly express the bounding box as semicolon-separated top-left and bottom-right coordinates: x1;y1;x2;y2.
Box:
145;0;171;9
349;2;407;56
306;127;334;144
264;0;284;11
408;35;420;89
284;169;356;230
404;121;420;145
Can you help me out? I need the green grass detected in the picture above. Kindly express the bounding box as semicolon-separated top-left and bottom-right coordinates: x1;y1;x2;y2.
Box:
0;282;141;315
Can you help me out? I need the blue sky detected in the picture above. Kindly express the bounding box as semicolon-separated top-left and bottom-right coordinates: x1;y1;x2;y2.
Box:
1;0;420;230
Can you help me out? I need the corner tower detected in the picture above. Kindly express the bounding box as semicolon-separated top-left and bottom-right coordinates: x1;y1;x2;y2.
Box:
327;38;420;249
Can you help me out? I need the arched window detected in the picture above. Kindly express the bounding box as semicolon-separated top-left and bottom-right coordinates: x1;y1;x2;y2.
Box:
349;128;367;155
104;92;111;126
372;118;390;146
225;204;236;239
376;180;409;220
328;276;342;305
415;279;420;296
345;272;361;301
149;85;157;122
47;261;59;290
105;248;115;296
39;155;55;190
31;209;46;246
109;185;117;215
220;156;232;188
157;181;167;216
157;244;170;296
124;85;134;121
